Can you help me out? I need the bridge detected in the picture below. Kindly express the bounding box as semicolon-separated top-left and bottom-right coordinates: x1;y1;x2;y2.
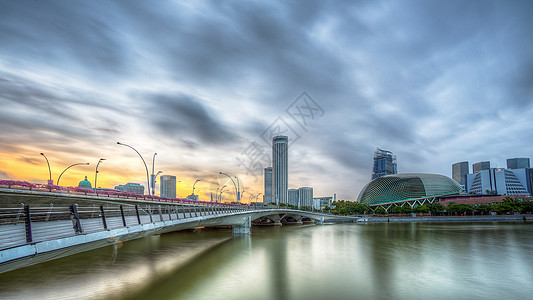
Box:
0;187;359;274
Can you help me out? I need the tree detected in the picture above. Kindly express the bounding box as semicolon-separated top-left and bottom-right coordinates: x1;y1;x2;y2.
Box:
414;205;430;214
374;207;387;215
427;202;445;216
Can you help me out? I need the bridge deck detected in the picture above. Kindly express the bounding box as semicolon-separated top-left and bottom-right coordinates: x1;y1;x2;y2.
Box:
0;188;358;273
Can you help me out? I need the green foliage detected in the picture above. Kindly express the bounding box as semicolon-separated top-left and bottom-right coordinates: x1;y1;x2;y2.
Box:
414;205;430;214
427;202;445;215
373;206;387;215
331;200;371;215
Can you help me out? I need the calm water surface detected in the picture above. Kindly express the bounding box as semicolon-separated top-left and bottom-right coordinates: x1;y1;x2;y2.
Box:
1;222;532;300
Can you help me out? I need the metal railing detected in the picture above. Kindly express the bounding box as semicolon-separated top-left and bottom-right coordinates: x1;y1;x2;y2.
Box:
0;202;252;251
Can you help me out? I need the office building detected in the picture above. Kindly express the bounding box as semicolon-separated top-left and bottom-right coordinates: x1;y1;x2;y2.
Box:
473;161;490;173
288;189;299;207
160;175;176;198
263;167;273;204
272;135;288;205
115;183;145;195
313;196;333;210
507;158;530;169
372;148;397;179
298;187;313;208
452;161;469;186
465;168;530;195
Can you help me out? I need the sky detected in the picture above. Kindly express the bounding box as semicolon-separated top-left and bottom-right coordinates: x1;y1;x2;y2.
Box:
0;0;532;202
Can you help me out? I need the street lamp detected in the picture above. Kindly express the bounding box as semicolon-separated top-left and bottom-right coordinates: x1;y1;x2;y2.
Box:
151;153;157;196
117;142;150;195
153;170;162;196
192;179;201;199
40;153;52;184
94;158;106;193
255;192;262;206
57;162;90;186
219;172;240;202
177;180;181;198
219;185;228;202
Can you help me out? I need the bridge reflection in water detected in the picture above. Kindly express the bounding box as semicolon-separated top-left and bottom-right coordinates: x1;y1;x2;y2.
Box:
0;188;357;274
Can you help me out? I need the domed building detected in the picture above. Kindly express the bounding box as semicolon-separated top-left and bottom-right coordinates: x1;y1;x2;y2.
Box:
357;173;462;206
78;176;92;189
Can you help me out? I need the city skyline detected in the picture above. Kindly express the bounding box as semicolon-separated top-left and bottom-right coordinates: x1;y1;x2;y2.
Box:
0;1;532;201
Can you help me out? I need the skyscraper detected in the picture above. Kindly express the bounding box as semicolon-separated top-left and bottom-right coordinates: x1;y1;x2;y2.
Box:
263;167;273;204
160;175;176;198
288;188;299;207
272;135;288;205
372;148;397;179
507;158;530;169
298;187;313;208
452;161;469;186
473;161;490;173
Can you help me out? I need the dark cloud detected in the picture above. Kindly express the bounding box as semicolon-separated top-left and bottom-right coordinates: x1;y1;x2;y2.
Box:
0;1;131;79
1;0;533;198
144;93;236;146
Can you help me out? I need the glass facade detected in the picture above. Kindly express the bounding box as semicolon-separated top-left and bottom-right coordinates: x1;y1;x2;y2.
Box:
357;173;462;205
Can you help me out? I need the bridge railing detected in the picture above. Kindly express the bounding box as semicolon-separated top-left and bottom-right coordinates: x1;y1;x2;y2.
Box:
0;200;260;251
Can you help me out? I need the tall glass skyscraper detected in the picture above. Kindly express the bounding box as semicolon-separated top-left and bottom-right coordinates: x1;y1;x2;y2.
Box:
452;161;469;186
272;135;288;205
263;167;273;204
160;175;176;198
473;161;490;173
372;148;397;179
507;158;530;169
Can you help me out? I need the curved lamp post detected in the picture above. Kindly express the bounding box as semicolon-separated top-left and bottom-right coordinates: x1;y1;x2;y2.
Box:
219;172;240;202
192;179;201;198
40;153;52;184
94;158;106;192
219;190;227;202
218;185;228;202
57;162;89;186
151;153;157;196
177;180;181;198
153;170;162;196
117;142;150;195
255;192;262;206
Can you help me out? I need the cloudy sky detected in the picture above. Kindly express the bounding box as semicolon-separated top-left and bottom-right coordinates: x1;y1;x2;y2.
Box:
0;0;532;201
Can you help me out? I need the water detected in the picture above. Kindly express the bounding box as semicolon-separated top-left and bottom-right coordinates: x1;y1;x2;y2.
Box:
1;222;533;300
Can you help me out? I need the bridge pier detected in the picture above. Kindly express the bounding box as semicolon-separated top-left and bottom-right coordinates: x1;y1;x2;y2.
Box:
316;217;325;225
232;216;251;234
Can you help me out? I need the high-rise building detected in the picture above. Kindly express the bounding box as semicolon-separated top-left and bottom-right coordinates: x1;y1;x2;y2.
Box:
298;187;313;208
507;158;530;169
465;168;530;195
473;161;490;173
372;148;397;179
272;135;288;205
452;161;469;186
160;175;176;198
288;189;299;207
263;167;273;204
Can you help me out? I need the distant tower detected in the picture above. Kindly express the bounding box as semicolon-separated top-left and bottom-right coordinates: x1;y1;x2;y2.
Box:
288;188;299;207
298;187;313;209
507;158;530;169
272;135;288;205
473;161;490;173
160;175;176;198
263;167;273;204
372;148;397;179
452;161;469;186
